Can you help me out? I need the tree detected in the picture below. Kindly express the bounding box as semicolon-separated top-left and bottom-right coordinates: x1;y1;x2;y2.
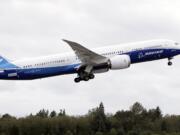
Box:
114;110;134;132
89;102;108;133
10;125;19;135
155;107;162;119
161;120;167;131
127;130;138;135
130;102;145;115
1;114;15;119
98;102;107;131
58;109;66;116
50;110;57;118
36;109;49;118
95;131;103;135
0;102;180;135
147;107;162;121
109;128;118;135
117;128;125;135
65;130;73;135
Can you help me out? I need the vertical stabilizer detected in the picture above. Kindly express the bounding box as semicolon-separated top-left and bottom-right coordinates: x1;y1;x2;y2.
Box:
0;56;17;69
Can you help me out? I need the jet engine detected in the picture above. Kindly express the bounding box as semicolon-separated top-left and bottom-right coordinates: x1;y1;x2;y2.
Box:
109;55;131;70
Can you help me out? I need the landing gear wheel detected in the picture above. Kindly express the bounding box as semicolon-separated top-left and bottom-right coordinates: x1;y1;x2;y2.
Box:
168;61;172;66
74;78;81;83
84;76;89;81
89;74;95;79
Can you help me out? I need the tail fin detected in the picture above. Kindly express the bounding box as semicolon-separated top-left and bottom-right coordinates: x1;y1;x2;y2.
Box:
0;56;17;69
0;56;9;65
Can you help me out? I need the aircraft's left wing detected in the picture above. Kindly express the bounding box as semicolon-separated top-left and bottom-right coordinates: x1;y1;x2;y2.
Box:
63;39;108;65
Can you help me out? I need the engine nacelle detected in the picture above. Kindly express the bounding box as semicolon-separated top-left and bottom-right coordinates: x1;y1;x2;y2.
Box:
110;55;131;70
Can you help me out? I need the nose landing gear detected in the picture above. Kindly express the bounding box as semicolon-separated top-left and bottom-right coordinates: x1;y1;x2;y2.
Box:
168;61;172;66
168;58;173;66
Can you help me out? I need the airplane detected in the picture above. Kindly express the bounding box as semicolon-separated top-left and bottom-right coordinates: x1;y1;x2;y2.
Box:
0;39;179;83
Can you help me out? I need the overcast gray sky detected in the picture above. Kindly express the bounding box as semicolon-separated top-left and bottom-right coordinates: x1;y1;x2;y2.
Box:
0;0;180;116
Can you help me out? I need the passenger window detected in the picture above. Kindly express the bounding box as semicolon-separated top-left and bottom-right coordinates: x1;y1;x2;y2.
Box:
175;42;179;45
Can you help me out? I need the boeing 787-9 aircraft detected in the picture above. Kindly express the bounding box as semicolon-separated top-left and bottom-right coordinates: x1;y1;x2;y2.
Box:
0;39;179;83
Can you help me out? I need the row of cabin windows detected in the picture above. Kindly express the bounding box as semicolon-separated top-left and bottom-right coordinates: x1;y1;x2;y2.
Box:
23;60;66;69
132;48;142;51
23;50;133;69
102;51;124;56
75;51;124;60
23;49;144;69
101;48;146;56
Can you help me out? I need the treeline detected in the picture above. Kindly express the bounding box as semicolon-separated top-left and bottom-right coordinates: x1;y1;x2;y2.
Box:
0;102;180;135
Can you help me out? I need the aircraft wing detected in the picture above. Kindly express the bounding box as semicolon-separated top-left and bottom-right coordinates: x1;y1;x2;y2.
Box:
63;39;108;65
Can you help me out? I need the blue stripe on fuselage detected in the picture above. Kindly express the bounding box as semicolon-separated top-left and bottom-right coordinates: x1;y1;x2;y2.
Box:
0;64;79;80
0;48;179;80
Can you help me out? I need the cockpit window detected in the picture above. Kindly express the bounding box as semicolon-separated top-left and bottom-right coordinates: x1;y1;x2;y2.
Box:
175;42;179;45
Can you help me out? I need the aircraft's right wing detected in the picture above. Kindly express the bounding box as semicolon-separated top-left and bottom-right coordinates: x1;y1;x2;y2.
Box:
63;39;108;65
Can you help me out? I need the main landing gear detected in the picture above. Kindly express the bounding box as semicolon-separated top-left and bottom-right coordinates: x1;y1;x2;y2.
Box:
74;73;95;83
168;58;173;66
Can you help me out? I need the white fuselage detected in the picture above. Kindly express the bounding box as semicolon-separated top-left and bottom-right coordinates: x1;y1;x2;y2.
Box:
13;40;178;69
0;39;179;81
